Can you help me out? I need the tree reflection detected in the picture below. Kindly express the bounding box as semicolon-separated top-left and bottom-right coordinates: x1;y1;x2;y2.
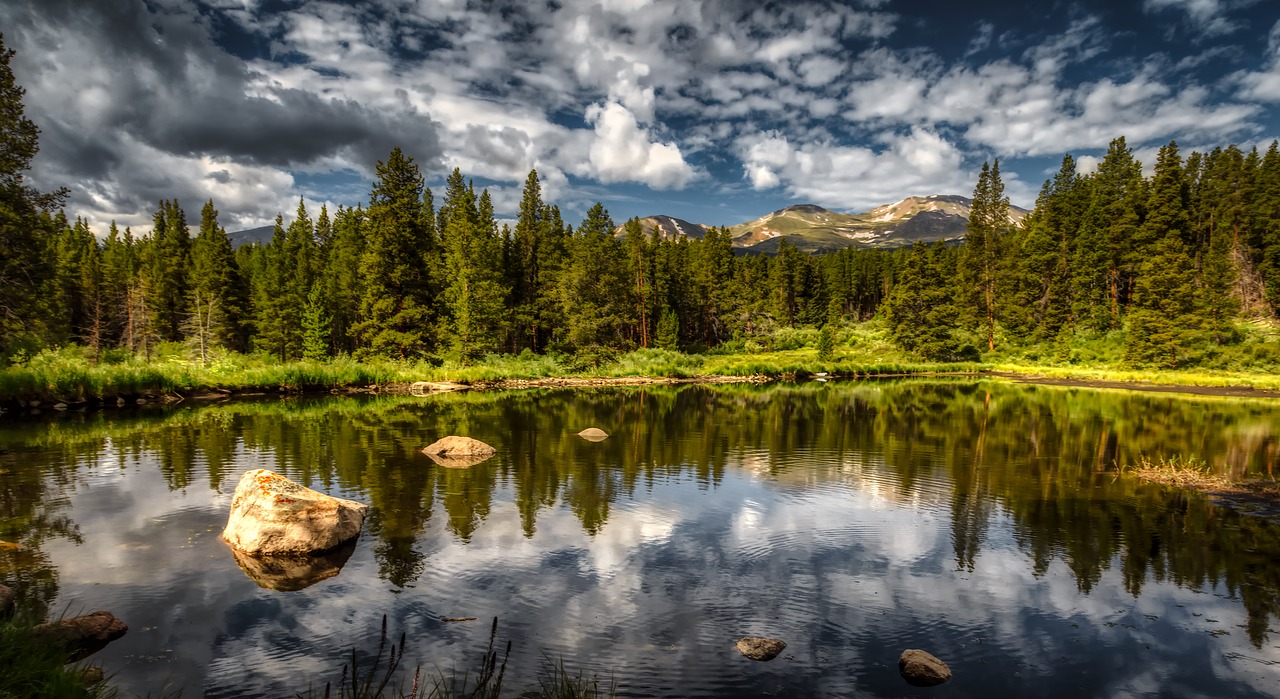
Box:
4;381;1280;645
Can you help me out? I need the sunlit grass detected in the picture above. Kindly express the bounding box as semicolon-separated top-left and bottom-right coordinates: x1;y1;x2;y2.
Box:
6;317;1280;403
1128;455;1280;497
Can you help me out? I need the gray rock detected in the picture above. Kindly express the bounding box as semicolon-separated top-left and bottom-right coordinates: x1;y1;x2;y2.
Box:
33;611;128;661
736;636;786;661
899;649;951;686
53;403;68;411
577;428;609;442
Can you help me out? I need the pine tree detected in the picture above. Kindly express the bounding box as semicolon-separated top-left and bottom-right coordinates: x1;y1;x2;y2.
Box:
439;170;506;362
558;203;629;353
188;200;244;359
884;242;972;361
1073;137;1146;327
301;284;331;360
960;160;1011;352
147;199;192;342
1125;142;1203;367
0;34;65;353
326;205;366;354
355;147;436;358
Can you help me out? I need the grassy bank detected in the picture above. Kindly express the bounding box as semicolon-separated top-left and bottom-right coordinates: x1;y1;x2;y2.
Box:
1130;456;1280;497
0;613;115;698
4;321;1280;404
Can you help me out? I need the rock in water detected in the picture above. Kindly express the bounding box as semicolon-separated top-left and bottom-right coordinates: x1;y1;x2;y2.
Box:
33;611;128;661
577;427;609;442
422;436;497;467
899;649;952;686
222;470;369;556
0;583;14;616
423;435;496;457
736;636;786;661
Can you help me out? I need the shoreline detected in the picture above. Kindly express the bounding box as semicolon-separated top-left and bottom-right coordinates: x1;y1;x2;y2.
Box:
6;362;1280;412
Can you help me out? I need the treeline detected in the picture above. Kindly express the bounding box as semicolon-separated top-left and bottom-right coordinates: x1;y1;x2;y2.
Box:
4;30;1280;368
15;138;1280;370
885;138;1280;366
21;151;896;364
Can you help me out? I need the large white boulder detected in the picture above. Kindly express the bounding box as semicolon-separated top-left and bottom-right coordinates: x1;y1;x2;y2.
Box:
222;470;368;556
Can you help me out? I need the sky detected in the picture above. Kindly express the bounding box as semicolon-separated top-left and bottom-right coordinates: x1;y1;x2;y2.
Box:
4;0;1280;234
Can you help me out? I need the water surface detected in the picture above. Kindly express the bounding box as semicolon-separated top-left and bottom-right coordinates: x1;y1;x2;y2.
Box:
2;380;1279;697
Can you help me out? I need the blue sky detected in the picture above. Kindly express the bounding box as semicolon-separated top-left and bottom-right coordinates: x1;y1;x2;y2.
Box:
4;0;1280;233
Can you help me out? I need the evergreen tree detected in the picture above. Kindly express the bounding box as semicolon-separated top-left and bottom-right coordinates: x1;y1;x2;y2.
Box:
188;199;244;359
355;147;436;358
883;242;972;361
146;199;192;341
326;205;366;354
960;160;1011;351
1125;142;1203;366
1073;137;1146;327
439;170;506;361
301;284;331;360
0;34;65;354
558;203;629;353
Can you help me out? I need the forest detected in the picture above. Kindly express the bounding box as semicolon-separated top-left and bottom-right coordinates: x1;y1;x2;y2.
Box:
4;32;1280;375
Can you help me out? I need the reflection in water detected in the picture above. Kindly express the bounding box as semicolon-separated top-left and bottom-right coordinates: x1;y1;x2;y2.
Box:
230;539;358;592
0;381;1278;696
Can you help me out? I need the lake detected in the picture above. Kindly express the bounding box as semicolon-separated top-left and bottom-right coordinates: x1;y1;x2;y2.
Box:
2;379;1279;697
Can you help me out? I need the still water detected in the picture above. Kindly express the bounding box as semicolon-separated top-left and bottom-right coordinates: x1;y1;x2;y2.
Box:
2;380;1279;697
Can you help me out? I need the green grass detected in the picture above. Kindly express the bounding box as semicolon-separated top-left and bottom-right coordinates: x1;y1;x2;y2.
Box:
6;319;1280;403
0;612;117;699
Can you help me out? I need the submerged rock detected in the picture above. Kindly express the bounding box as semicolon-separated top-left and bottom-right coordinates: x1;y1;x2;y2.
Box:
222;470;369;556
33;611;128;661
231;539;357;591
577;427;609;442
898;649;951;686
736;636;786;661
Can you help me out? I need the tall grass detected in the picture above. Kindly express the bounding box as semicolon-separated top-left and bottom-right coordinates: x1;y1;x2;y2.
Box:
301;617;613;699
0;609;118;699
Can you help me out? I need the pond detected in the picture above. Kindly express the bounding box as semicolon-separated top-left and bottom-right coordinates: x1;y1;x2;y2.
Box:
2;379;1279;697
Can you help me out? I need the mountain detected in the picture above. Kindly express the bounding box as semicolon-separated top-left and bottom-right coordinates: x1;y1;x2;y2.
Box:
227;225;275;247
727;195;1030;253
612;215;711;240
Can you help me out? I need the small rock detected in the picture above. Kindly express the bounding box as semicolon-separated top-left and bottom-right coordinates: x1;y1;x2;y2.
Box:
899;649;951;687
33;611;128;661
0;583;14;616
28;400;39;408
53;402;68;411
135;398;146;405
116;397;126;407
736;636;786;661
577;427;609;442
222;470;369;556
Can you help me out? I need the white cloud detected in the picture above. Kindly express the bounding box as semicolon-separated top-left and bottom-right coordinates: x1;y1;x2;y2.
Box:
1143;0;1241;37
582;101;696;189
1236;19;1280;102
738;127;971;210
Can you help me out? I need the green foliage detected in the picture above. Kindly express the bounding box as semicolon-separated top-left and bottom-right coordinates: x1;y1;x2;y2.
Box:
0;616;117;699
302;284;332;360
816;323;835;361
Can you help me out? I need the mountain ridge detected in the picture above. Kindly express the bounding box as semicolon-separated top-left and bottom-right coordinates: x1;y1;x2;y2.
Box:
614;194;1030;254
